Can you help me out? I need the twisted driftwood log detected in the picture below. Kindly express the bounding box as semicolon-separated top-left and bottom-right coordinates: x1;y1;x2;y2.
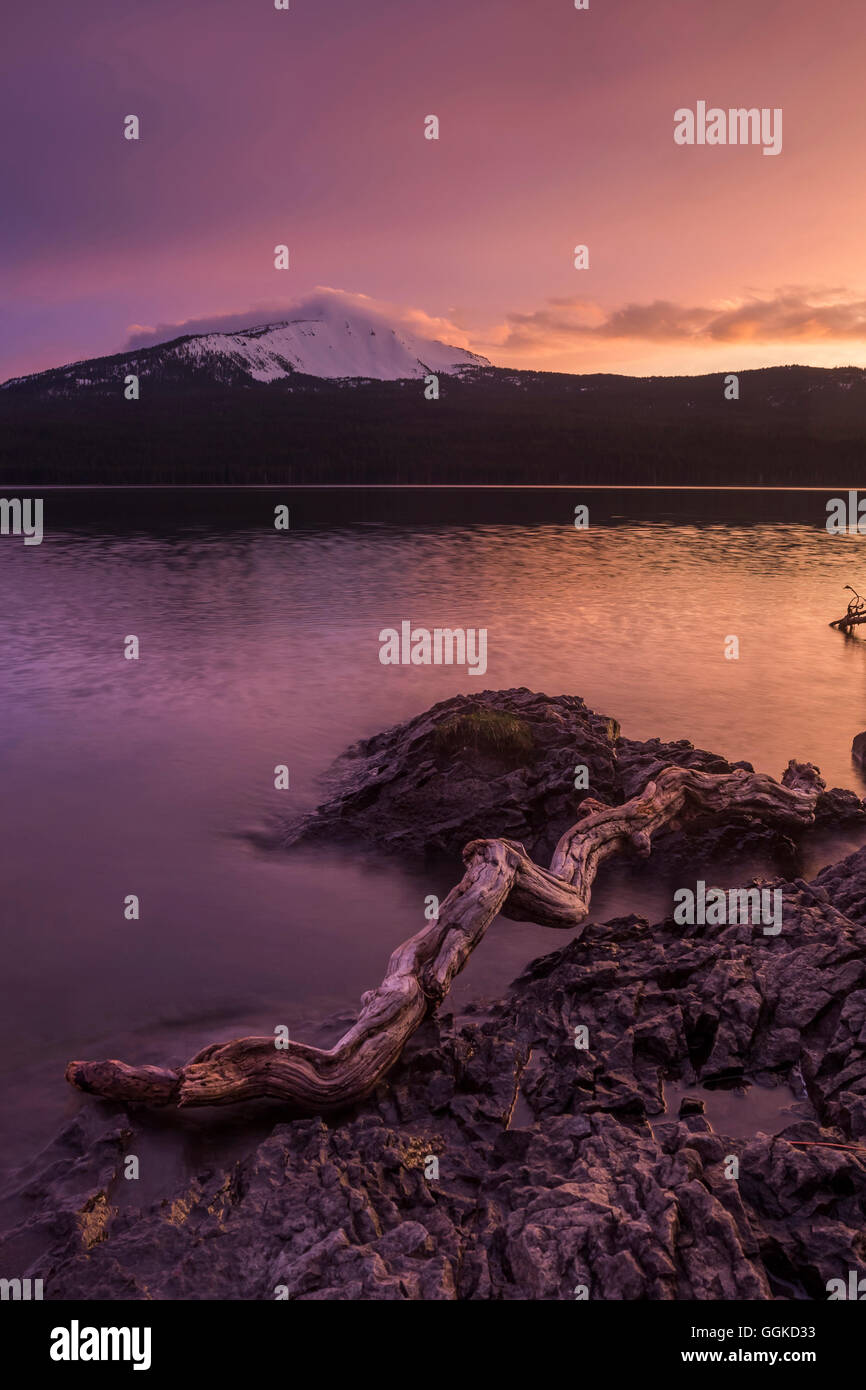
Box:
830;584;866;631
66;763;821;1112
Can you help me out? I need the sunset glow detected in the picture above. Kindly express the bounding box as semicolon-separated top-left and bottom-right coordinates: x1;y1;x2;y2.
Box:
3;0;865;382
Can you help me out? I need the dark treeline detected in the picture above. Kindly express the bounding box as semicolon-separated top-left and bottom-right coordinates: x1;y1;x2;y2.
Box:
1;364;865;486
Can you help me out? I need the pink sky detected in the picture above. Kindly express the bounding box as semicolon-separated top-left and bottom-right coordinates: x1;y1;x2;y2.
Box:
2;0;865;380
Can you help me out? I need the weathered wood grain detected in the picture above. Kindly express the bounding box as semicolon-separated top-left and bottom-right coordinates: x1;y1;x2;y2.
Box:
66;764;820;1111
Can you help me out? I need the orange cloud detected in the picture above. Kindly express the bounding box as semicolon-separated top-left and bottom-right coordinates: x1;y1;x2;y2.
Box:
483;290;866;359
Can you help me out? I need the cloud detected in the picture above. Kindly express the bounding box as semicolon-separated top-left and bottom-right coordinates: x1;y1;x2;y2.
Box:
485;289;866;358
125;306;296;349
125;287;474;352
124;286;866;374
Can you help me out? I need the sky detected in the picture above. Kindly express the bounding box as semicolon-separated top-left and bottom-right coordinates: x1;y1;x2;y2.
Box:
2;0;865;381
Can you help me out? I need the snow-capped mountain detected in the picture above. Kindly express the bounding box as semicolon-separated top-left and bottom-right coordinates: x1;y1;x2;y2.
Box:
183;313;490;382
2;306;490;393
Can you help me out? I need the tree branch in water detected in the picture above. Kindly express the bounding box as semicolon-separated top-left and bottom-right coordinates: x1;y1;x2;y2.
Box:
66;763;821;1112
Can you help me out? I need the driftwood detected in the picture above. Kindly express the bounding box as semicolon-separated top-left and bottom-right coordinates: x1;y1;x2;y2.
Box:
830;584;866;631
66;763;821;1112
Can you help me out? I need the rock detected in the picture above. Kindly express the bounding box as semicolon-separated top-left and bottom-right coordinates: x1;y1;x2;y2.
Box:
813;844;866;925
6;865;866;1301
279;689;863;866
6;692;866;1300
679;1095;706;1116
282;688;622;862
815;786;866;825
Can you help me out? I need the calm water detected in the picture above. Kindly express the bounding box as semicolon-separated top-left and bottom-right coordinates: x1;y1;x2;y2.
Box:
3;487;866;1182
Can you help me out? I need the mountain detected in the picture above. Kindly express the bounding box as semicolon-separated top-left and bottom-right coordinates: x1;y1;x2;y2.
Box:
1;307;489;395
1;319;865;487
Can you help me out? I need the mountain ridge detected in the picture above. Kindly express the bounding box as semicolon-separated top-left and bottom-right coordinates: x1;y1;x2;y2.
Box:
1;309;490;393
2;313;865;490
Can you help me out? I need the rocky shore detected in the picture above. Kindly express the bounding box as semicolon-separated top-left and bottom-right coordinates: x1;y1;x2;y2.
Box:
282;687;866;869
4;689;866;1300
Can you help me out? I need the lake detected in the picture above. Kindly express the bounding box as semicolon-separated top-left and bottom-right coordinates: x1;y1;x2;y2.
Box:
2;486;866;1184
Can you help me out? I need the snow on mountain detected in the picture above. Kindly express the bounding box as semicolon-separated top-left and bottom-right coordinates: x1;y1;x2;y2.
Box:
180;312;489;381
2;304;490;392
